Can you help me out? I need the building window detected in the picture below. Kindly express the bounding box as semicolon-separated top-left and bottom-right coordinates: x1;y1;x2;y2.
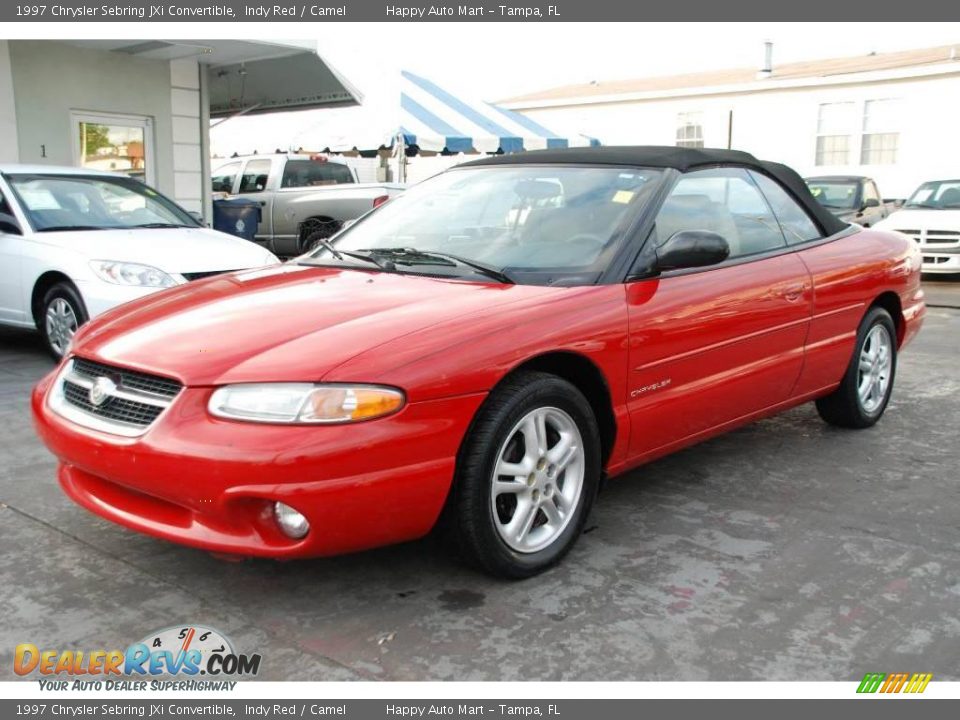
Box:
815;102;855;165
72;112;154;186
676;112;704;148
860;99;899;165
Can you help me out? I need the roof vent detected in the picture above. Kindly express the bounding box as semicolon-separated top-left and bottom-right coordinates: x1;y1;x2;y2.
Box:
757;41;773;79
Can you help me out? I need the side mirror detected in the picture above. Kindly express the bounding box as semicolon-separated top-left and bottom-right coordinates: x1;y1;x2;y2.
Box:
862;197;880;209
0;212;22;235
656;230;730;272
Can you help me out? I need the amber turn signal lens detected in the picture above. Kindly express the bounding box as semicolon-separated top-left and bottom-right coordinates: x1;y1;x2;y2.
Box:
301;386;405;423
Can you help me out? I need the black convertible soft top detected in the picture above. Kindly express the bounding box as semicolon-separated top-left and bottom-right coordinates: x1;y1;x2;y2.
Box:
462;146;848;237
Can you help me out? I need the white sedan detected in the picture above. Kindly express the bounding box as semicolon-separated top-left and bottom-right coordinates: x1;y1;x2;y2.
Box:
0;165;278;357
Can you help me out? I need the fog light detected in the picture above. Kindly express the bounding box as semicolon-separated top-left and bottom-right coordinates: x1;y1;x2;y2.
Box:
273;501;309;539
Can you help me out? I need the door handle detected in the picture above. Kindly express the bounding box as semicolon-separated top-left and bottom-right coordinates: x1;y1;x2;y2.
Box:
780;283;806;302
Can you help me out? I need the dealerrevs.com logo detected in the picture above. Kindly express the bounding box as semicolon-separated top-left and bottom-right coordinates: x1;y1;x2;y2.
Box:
857;672;933;694
14;625;261;689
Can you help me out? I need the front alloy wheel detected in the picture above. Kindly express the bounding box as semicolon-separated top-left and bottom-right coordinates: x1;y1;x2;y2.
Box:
45;298;78;357
491;407;585;554
451;371;601;578
41;282;88;360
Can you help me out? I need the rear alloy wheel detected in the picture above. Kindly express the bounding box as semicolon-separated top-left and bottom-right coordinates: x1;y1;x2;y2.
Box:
816;306;897;428
41;283;88;360
452;371;601;578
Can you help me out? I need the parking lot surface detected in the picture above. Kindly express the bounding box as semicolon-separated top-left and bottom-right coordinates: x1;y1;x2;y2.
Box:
1;291;958;682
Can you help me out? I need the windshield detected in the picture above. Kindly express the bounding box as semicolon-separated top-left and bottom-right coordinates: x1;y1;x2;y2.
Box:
6;174;198;232
904;180;960;209
307;165;663;285
806;180;859;210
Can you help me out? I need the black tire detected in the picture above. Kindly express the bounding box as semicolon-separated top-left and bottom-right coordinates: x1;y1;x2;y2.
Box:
300;222;340;254
451;371;602;579
39;282;88;360
816;306;897;429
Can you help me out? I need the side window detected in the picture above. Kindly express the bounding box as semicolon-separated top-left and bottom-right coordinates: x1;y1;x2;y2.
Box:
0;190;11;215
863;181;881;205
749;171;823;245
211;162;241;193
281;160;355;188
238;159;273;194
654;167;786;260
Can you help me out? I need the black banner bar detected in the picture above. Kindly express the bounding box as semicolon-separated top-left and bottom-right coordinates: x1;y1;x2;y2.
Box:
2;699;960;720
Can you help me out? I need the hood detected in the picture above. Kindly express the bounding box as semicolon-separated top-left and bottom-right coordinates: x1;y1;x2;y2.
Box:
875;208;960;230
33;227;275;273
73;264;557;386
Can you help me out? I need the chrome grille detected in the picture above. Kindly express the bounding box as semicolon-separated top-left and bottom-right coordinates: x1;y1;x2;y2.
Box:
49;358;182;437
72;357;181;398
63;380;166;426
896;228;960;250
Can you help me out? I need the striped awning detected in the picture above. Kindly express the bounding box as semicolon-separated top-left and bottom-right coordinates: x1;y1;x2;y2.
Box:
211;70;600;157
398;70;598;154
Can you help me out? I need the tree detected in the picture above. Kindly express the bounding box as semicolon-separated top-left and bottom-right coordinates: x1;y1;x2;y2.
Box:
80;123;112;159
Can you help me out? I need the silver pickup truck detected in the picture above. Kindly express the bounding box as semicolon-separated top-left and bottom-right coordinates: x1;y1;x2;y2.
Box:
212;154;404;257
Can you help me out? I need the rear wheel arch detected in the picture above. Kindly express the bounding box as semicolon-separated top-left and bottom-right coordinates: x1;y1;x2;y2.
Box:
869;291;904;346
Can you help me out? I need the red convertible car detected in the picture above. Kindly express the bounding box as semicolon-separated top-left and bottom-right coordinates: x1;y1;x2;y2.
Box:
32;147;925;578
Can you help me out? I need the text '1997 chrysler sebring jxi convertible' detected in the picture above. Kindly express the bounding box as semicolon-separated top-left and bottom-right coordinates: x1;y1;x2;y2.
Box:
32;147;925;578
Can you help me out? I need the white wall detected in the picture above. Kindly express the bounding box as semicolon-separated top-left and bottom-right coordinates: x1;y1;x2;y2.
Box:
7;41;179;200
170;58;203;213
518;73;960;199
0;41;19;163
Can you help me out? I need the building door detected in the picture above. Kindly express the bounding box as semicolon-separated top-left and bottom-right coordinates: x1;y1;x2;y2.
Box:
71;112;155;187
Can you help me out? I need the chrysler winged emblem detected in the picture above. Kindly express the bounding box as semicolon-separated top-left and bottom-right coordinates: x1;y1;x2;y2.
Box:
89;377;117;407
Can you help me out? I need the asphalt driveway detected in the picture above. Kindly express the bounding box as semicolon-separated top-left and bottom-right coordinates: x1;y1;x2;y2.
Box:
1;298;958;682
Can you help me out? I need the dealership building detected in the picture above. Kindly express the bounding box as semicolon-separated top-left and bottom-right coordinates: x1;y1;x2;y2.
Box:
0;39;359;220
502;44;960;199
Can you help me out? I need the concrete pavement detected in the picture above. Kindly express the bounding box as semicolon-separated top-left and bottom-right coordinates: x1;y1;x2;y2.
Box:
1;305;958;682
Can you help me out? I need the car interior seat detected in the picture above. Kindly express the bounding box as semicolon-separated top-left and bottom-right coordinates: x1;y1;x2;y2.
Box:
655;193;742;256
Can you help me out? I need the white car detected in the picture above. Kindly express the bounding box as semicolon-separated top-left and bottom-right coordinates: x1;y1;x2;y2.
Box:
874;178;960;274
0;165;278;357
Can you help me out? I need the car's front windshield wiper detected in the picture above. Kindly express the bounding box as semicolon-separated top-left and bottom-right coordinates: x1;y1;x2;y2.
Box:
37;225;113;232
361;247;514;284
298;247;391;271
130;222;194;228
905;202;939;209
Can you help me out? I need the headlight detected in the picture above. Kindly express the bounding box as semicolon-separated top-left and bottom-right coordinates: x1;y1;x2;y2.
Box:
208;383;405;424
90;260;177;288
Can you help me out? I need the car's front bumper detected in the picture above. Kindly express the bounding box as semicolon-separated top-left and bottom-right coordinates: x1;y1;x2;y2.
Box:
32;369;485;558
